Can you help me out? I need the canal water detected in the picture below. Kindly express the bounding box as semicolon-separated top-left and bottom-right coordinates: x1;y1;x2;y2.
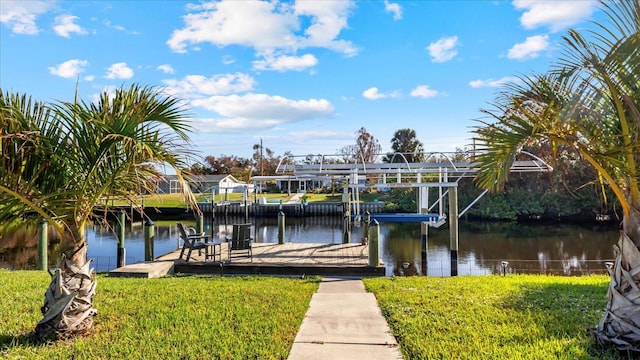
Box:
0;217;618;276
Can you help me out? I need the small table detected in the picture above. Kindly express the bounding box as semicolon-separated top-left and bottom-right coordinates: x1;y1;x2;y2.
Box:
204;240;222;262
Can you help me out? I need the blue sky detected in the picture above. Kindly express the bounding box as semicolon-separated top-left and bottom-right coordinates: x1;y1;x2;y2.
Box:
0;0;601;163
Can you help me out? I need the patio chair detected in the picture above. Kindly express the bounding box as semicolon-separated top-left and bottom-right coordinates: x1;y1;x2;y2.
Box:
227;223;252;262
177;223;215;262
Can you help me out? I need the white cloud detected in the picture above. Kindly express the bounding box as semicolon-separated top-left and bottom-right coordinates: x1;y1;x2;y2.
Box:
163;73;255;97
427;36;459;63
100;19;139;35
157;64;175;74
190;93;334;131
222;55;235;65
48;59;89;78
508;35;549;60
384;0;402;21
168;1;296;53
0;0;54;35
253;53;318;71
362;87;401;100
513;0;597;32
362;87;385;100
410;85;439;98
167;0;356;64
469;76;520;88
288;129;344;138
294;1;357;56
53;15;86;38
105;62;134;79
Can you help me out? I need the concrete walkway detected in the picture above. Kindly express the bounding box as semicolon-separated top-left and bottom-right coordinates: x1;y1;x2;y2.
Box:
288;277;403;360
285;192;305;204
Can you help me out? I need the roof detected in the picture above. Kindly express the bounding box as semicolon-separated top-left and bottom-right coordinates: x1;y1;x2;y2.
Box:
164;174;245;184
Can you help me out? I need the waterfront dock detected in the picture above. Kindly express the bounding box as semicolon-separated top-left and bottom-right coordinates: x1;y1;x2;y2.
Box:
109;242;384;278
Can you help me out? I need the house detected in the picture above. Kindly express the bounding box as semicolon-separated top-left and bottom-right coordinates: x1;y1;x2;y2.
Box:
251;175;335;194
156;174;251;196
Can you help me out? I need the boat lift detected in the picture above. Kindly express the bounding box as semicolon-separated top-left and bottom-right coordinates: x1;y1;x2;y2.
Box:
272;151;552;226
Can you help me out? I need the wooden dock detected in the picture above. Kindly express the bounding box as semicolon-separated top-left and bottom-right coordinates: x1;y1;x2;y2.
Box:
109;242;385;278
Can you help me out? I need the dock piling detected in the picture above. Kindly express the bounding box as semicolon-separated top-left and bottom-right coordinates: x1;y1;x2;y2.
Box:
449;187;459;276
278;211;285;244
421;222;428;276
38;219;48;271
368;220;380;267
363;211;370;245
196;214;204;234
342;209;351;244
144;219;155;261
117;209;126;268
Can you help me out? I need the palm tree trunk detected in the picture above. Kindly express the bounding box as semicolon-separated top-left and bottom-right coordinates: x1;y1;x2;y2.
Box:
594;208;640;352
34;242;97;341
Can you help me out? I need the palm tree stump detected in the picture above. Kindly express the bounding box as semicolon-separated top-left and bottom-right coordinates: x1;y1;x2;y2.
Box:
35;252;97;341
595;233;640;352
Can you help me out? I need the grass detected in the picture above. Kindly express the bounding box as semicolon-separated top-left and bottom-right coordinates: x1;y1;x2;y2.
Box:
364;275;626;360
2;271;625;359
109;191;393;208
0;271;320;360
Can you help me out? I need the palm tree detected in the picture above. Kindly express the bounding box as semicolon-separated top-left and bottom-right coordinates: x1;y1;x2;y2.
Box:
384;128;425;163
472;0;639;352
0;85;199;340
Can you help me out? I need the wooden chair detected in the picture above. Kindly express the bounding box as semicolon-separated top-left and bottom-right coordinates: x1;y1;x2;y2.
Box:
177;223;210;262
226;223;252;262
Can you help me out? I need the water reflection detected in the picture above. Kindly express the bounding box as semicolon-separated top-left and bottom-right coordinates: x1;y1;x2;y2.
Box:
384;221;617;276
0;225;67;270
1;217;618;276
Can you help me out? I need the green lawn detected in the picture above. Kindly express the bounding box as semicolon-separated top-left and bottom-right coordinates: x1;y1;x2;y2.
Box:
364;275;623;360
1;272;624;359
110;191;391;208
0;271;320;360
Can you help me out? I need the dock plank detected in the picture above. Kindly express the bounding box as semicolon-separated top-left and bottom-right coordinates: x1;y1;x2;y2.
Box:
113;242;383;278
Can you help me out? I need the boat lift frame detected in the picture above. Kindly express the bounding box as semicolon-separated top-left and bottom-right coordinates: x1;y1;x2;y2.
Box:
270;151;552;221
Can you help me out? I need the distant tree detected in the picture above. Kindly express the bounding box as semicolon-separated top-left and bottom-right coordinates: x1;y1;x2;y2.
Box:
191;154;252;180
281;150;295;166
338;127;381;163
252;143;280;175
447;147;473;163
298;154;322;165
385;128;425;163
189;161;214;175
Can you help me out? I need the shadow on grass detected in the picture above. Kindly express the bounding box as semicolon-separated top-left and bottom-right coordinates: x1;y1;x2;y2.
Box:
0;331;49;349
500;282;633;359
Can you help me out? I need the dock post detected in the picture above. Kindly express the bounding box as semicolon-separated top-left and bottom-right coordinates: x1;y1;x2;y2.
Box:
363;211;370;245
196;214;204;234
278;211;285;244
449;186;459;276
144;219;155;261
38;218;48;271
421;222;428;276
368;220;379;267
117;209;126;268
342;209;351;244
